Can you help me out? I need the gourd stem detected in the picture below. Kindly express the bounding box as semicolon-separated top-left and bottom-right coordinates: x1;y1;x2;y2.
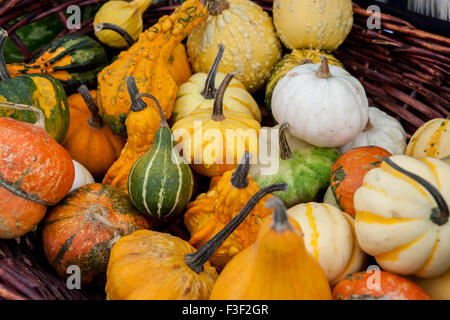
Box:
211;71;237;121
441;155;450;162
95;23;136;48
383;157;449;226
139;93;168;128
231;151;251;189
185;182;288;274
201;44;225;99
279;123;292;160
126;76;147;112
267;197;292;233
77;85;104;129
300;59;314;65
0;102;45;130
206;0;229;15
0;28;11;81
316;56;332;79
363;120;374;132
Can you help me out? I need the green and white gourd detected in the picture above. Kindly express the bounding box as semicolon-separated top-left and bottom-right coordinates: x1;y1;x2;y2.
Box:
127;77;194;220
250;123;340;208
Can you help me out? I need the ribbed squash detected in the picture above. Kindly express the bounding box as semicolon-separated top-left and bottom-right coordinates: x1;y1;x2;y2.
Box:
172;72;261;177
102;77;161;192
265;49;343;111
187;0;282;92
128;91;194;221
173;44;261;122
97;0;208;137
184;152;274;269
7;34;108;90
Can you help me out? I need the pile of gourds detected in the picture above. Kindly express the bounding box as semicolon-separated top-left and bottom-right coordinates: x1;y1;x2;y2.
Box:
0;0;448;301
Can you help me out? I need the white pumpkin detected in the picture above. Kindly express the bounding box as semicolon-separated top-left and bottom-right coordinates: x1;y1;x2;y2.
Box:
354;155;450;278
340;107;407;155
272;57;369;148
287;202;366;284
70;160;95;192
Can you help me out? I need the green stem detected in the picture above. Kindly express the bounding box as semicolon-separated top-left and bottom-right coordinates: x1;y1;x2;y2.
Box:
95;23;136;48
201;44;225;99
279;123;292;160
211;71;237;122
77;85;104;129
185;182;288;274
0;28;11;81
230;151;251;188
267;197;292;233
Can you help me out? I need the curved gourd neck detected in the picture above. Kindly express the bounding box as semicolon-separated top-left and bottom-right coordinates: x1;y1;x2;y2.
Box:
383;157;449;226
279;123;293;160
201;44;225;99
78;85;104;129
95;23;136;48
211;71;237;122
184;182;288;274
230;151;251;188
0;28;11;81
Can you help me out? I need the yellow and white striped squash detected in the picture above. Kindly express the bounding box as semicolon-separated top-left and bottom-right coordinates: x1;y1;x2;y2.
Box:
287;202;366;285
187;0;282;93
406;117;449;161
354;155;450;278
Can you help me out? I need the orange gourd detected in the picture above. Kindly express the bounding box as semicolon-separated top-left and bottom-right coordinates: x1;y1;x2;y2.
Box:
184;152;274;269
210;197;332;300
63;86;125;178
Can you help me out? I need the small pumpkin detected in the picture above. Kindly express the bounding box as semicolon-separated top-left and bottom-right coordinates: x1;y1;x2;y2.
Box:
172;72;261;177
333;270;433;300
409;269;450;300
250;123;340;208
63;86;125;178
173;44;261;123
340;107;407;155
106;182;287;300
102;77;161;192
330;146;392;217
7;34;108;90
406;116;449;160
97;0;207;137
273;0;353;51
187;0;282;92
287;202;366;284
43;183;151;285
210;197;332;300
354;155;450;278
272;57;369;148
265;49;343;112
184;152;274;269
69;160;95;193
128;92;194;221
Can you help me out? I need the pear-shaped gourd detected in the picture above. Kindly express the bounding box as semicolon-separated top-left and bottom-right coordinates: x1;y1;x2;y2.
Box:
127;77;194;221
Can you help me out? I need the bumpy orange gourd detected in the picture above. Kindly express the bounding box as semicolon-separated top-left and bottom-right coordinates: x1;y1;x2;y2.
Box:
184;152;273;269
102;77;160;192
63;87;125;178
97;0;208;137
210;197;332;300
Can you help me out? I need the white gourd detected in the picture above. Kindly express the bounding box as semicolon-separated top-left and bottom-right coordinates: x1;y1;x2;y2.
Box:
70;160;95;192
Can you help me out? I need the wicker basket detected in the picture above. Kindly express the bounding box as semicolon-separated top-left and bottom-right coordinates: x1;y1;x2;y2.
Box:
0;0;448;300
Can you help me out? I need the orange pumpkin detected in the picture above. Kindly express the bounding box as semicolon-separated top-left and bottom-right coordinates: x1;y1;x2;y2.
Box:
330;146;392;217
63;86;125;178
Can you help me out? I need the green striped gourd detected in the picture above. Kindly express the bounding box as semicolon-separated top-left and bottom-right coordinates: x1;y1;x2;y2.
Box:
127;77;194;220
250;123;340;208
0;29;69;143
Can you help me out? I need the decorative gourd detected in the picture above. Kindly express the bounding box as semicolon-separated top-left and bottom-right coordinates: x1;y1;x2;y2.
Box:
287;202;366;284
102;77;161;192
340;107;407;155
187;0;282;92
63;86;125;178
106;182;286;300
184;152;274;269
265;49;343;112
97;0;207;137
69;160;95;193
330;146;392;217
0;29;69;143
406;116;449;160
250;123;340;207
6;34;108;90
272;57;369;148
409;269;450;300
172;72;261;177
273;0;353;51
210;197;332;300
333;270;432;300
128;92;194;221
43;183;151;285
94;0;154;49
354;155;450;278
173;44;261;122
